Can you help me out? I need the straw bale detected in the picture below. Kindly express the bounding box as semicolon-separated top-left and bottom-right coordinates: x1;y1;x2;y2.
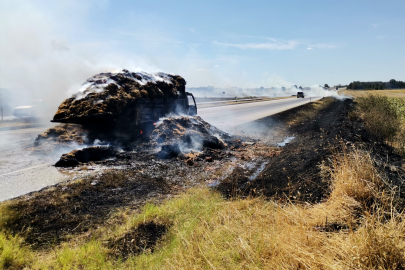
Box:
32;124;90;154
55;146;118;167
53;70;186;123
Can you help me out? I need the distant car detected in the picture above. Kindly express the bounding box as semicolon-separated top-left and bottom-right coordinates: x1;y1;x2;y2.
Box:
13;100;42;118
297;92;305;98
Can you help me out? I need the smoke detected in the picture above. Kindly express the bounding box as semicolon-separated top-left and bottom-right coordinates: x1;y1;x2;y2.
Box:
178;132;203;154
0;0;349;123
0;1;154;119
188;85;346;99
0;3;85;116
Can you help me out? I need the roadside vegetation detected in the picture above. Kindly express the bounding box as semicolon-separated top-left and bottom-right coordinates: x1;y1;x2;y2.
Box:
347;79;405;90
355;95;405;154
289;97;335;125
1;97;404;269
342;89;405;98
1;145;404;269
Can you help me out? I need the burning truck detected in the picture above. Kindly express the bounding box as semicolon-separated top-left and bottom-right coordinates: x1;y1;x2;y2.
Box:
41;69;198;145
35;69;232;161
34;69;233;167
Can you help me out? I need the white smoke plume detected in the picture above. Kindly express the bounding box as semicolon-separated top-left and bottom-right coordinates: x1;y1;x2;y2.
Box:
188;85;346;99
0;1;347;120
0;1;155;119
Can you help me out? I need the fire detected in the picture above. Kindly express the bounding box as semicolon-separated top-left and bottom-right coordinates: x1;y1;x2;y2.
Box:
140;130;143;135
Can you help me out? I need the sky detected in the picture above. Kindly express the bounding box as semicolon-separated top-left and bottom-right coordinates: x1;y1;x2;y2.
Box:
1;0;404;102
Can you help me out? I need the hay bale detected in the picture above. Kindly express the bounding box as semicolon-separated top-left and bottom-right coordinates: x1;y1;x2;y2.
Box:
55;146;118;167
35;124;88;146
53;70;186;123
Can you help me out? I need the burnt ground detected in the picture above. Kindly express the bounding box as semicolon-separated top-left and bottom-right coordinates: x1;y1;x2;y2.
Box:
2;97;404;252
4;171;172;248
107;221;168;259
3;134;271;249
216;98;405;203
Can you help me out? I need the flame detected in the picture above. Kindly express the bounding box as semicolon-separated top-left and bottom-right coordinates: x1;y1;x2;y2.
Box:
140;130;143;135
153;122;156;126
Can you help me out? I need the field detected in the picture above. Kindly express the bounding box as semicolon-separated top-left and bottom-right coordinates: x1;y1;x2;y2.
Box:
340;89;405;98
1;97;404;269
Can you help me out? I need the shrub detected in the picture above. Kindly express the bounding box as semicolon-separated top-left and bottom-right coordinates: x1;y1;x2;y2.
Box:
356;95;402;143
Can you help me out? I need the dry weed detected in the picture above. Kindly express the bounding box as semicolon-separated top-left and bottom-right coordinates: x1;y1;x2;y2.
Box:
1;144;404;269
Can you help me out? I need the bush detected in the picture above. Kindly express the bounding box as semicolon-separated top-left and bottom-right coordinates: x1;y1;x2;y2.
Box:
356;95;402;143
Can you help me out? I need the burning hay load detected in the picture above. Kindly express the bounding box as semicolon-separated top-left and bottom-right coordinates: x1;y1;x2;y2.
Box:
35;69;197;152
52;116;231;167
35;69;231;166
52;69;188;124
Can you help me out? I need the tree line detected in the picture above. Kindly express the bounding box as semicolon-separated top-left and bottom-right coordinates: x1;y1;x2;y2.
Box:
347;79;405;90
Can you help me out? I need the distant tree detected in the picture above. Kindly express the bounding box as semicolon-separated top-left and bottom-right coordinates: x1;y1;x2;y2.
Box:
324;84;329;88
347;80;405;90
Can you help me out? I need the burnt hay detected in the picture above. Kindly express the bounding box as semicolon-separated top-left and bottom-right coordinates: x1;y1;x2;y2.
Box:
53;70;186;123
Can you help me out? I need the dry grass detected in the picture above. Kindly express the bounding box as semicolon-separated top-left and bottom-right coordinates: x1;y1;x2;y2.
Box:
144;146;403;270
341;89;405;98
1;144;404;269
288;97;336;126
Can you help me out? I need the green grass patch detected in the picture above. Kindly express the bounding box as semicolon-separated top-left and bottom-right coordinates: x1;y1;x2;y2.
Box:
0;233;33;269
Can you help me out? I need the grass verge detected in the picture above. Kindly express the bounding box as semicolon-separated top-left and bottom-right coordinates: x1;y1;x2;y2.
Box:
288;97;336;125
1;144;404;269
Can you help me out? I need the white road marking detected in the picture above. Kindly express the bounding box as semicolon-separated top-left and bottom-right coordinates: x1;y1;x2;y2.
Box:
0;163;51;177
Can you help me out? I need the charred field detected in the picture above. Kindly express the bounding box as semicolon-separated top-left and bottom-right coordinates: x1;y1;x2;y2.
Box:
1;114;281;249
1;97;404;269
217;97;404;203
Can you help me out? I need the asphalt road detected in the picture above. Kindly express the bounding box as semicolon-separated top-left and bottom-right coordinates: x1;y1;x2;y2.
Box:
0;125;71;202
0;96;321;202
198;96;322;132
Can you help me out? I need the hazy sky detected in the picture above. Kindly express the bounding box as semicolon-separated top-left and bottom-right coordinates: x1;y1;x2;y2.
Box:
1;0;404;95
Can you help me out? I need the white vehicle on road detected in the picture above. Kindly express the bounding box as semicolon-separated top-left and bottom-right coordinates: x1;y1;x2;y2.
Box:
13;100;42;118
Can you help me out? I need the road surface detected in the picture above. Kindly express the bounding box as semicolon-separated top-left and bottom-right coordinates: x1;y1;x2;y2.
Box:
0;96;321;202
198;96;322;132
0;125;71;202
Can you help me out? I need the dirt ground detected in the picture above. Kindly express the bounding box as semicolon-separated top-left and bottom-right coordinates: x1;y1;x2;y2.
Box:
2;97;404;250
